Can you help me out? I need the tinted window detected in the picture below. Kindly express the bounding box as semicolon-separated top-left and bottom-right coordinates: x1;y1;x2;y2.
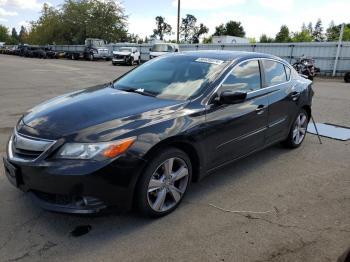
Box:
263;60;287;86
220;60;261;92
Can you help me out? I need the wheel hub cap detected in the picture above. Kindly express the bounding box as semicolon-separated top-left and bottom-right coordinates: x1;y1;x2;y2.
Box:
147;157;189;212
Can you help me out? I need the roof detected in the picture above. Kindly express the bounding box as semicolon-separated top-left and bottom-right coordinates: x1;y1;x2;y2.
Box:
180;50;281;62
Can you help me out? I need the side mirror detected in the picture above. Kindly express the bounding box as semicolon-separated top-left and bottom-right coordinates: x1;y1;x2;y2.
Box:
219;90;247;104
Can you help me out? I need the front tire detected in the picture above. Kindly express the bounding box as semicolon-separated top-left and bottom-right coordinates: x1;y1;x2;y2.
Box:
282;109;309;148
136;148;192;217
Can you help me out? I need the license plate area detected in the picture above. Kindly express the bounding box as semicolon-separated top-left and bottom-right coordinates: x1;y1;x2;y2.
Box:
3;158;21;187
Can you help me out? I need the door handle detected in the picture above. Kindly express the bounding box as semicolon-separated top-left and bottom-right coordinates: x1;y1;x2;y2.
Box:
290;91;301;101
255;105;265;115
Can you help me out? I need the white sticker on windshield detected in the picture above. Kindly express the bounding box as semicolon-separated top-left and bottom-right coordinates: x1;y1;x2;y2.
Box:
195;58;224;65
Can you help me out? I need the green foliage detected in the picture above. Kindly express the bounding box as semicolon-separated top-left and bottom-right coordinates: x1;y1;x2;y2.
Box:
248;37;256;43
0;25;9;42
326;22;350;41
213;21;245;37
202;35;212;44
27;0;127;44
180;14;197;43
152;16;172;40
292;30;314;42
192;23;209;43
259;34;274;43
180;14;208;43
275;25;291;42
313;19;324;42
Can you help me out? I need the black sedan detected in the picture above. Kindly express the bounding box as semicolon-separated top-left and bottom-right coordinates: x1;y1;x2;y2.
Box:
3;51;313;217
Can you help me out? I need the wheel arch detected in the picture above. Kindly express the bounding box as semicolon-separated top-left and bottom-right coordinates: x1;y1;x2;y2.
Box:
141;137;202;183
301;104;311;120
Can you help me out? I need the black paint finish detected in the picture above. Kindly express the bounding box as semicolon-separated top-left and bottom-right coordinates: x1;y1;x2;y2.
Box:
4;51;313;213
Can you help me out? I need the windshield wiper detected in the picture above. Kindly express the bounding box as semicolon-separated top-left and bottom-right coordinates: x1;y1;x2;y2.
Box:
120;88;156;97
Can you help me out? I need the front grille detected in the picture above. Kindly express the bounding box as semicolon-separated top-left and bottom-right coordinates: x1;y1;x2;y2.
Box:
13;147;42;159
114;54;125;59
9;130;56;161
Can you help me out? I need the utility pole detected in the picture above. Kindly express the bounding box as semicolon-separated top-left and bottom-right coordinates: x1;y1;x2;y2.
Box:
333;23;345;77
177;0;180;43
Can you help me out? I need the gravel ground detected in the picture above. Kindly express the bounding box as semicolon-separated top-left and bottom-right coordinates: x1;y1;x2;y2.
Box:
0;55;349;262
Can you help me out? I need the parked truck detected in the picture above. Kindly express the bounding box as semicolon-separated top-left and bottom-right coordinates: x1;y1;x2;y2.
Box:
52;38;110;61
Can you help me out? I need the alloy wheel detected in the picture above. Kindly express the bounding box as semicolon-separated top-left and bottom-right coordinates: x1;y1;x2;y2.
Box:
147;157;189;212
292;112;308;145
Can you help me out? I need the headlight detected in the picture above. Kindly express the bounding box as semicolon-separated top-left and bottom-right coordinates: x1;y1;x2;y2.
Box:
56;137;136;160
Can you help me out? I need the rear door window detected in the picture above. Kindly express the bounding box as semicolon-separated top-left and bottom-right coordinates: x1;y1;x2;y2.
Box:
263;60;287;86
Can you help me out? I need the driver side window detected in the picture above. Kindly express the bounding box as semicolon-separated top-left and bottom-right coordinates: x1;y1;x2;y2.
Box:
219;60;261;93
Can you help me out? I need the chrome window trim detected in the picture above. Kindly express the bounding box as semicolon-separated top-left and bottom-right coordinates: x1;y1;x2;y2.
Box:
206;57;292;105
8;129;56;162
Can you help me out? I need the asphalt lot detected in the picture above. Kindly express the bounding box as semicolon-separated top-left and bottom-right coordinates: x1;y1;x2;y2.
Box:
0;54;349;262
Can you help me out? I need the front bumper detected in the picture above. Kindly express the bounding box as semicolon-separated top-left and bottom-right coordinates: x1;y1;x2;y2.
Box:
3;154;146;214
112;57;131;64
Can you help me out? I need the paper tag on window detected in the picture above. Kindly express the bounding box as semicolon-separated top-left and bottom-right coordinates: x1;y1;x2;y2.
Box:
195;58;224;65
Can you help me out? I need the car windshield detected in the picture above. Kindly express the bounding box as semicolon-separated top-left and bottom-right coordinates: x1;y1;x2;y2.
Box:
113;55;227;100
93;40;105;47
151;44;171;52
119;48;133;52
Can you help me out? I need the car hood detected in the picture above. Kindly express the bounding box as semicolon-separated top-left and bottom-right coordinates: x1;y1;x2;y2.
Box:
21;84;186;141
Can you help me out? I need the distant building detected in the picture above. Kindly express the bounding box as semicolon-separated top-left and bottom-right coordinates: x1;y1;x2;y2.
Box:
212;35;249;44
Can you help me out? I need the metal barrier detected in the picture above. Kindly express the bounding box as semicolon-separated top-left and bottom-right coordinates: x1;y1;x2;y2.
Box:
108;42;350;76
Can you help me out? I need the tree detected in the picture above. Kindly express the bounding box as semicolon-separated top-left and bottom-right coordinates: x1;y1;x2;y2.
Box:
225;21;245;37
313;19;324;42
152;16;172;40
307;22;313;34
0;25;9;42
180;14;197;43
259;34;274;43
18;25;28;43
26;0;128;45
213;21;245;37
202;35;212;44
292;30;313;42
275;25;291;42
11;28;18;41
326;22;350;41
213;24;226;36
179;14;208;43
192;23;208;43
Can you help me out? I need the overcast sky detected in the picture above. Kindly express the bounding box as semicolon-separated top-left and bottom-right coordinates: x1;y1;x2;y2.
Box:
0;0;349;39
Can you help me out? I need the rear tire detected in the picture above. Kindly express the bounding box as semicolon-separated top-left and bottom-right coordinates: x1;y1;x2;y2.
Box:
136;147;192;218
282;109;309;148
